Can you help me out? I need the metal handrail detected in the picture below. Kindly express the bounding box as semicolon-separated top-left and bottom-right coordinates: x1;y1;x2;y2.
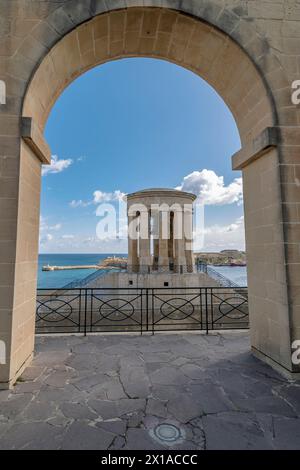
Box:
196;261;242;288
206;266;241;288
36;286;249;336
61;267;126;289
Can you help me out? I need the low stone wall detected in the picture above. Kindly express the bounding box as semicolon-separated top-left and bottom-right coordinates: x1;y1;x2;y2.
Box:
87;271;220;289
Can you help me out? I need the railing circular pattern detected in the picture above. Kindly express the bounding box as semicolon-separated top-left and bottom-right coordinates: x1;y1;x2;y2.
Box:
37;299;73;322
97;298;135;323
218;296;248;320
160;298;194;320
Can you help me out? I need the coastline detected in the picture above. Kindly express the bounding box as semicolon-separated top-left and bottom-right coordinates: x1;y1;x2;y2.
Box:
38;253;248;289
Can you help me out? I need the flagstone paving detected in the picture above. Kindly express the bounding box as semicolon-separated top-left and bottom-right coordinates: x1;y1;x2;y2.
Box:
0;332;300;450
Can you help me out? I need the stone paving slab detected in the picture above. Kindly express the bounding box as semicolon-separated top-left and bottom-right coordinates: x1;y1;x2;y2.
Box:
0;332;299;450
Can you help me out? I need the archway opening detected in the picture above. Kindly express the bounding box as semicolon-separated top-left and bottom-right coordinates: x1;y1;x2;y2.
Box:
31;55;249;340
38;57;245;290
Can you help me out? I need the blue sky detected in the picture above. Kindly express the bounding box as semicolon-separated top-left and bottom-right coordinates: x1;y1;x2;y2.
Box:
40;58;245;253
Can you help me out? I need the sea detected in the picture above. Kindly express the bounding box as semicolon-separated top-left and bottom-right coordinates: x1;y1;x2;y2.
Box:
38;253;125;289
38;254;248;288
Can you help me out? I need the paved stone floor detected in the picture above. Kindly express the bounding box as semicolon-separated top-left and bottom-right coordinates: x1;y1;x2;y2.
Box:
0;332;300;450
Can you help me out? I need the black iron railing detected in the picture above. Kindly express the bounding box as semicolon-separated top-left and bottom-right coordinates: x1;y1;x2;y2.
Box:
36;287;249;335
196;261;242;288
206;266;241;288
61;267;126;290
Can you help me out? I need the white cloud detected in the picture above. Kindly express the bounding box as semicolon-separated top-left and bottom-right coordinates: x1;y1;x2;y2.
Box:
93;190;125;204
39;216;62;232
39;233;54;246
70;190;125;208
42;155;73;176
39;215;47;231
39;217;62;247
70;170;241;209
49;223;62;231
69;199;91;208
194;216;245;252
177;169;243;206
62;234;75;239
79;235;128;253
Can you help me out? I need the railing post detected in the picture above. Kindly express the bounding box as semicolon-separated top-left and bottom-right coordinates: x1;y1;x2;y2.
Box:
205;288;209;335
152;289;155;336
146;288;149;332
78;289;81;334
140;288;143;336
84;289;88;337
210;288;214;331
90;289;93;334
200;288;203;330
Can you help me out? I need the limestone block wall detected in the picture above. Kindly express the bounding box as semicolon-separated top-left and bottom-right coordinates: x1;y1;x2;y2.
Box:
87;271;220;289
0;0;299;386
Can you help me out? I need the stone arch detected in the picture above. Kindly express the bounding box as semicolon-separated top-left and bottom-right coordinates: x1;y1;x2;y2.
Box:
20;7;289;374
15;0;290;123
23;7;277;147
1;1;299;389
